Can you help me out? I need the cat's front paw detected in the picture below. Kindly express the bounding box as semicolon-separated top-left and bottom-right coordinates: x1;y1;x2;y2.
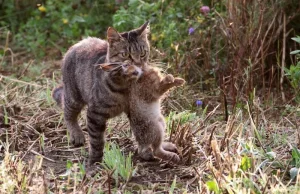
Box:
70;131;85;147
174;78;185;86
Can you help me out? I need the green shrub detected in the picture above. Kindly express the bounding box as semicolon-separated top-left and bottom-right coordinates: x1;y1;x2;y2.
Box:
102;143;136;185
285;36;300;102
1;0;117;58
113;0;211;53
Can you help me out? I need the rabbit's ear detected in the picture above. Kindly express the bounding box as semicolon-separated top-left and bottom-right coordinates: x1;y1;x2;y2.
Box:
98;63;121;71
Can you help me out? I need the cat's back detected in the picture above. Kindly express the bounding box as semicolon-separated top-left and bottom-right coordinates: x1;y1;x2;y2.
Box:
63;37;108;69
62;37;108;102
66;37;107;58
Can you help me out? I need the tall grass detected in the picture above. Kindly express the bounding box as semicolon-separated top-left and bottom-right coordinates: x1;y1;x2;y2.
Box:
214;0;300;107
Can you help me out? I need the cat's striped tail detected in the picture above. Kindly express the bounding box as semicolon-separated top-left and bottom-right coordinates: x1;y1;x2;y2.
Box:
52;85;64;108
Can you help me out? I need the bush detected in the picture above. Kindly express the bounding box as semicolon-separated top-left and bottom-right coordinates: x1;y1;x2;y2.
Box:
113;0;219;82
285;36;300;102
1;0;300;106
1;0;117;58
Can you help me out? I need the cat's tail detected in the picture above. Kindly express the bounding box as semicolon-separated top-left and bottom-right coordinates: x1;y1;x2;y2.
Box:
52;85;64;108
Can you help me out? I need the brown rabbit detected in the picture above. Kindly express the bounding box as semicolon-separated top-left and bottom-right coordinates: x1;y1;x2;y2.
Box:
128;66;185;163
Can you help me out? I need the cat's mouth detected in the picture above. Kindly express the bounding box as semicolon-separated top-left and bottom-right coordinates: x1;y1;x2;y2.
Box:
98;62;123;71
98;62;143;81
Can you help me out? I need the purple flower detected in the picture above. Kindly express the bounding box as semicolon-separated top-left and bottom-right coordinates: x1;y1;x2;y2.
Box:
196;100;203;107
188;27;195;35
200;6;210;16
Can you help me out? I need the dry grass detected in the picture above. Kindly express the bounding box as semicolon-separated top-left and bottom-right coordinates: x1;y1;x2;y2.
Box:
1;1;300;192
0;72;299;193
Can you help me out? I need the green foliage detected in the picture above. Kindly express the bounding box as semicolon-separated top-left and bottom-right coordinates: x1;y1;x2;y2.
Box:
291;147;300;168
290;147;300;180
3;107;8;125
165;110;198;134
240;156;252;172
112;0;214;60
102;143;136;184
285;36;300;102
206;179;220;194
1;1;117;58
114;0;184;48
169;176;177;194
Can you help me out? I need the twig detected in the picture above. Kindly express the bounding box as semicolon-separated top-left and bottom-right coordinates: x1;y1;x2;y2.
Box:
280;12;286;102
20;137;40;160
30;149;56;163
220;115;235;151
18;60;34;79
42;170;48;194
246;102;266;153
281;160;291;182
262;177;270;194
0;31;14;66
207;126;216;155
203;104;220;123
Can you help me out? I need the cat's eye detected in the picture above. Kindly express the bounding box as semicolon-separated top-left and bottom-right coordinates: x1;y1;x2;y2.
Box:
121;52;129;58
140;50;147;58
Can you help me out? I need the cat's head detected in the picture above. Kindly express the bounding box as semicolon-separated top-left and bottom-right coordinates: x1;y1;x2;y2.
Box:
106;21;150;69
99;62;143;82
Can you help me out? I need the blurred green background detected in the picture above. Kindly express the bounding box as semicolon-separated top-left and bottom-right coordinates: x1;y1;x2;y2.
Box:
1;0;300;104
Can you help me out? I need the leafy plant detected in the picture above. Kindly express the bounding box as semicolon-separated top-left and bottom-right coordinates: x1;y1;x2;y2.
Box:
206;179;220;194
102;143;136;184
1;0;117;58
291;147;300;168
165;110;198;134
169;175;177;194
285;36;300;102
113;0;193;50
290;147;300;180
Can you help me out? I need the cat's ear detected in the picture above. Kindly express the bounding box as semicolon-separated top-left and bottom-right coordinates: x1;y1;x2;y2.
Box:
136;21;150;37
107;27;122;43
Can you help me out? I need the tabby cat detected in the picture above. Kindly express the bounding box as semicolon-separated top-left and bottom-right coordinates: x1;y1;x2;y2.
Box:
53;22;150;165
128;66;185;163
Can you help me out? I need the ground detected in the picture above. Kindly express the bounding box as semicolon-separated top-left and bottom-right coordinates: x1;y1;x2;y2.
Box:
0;60;300;193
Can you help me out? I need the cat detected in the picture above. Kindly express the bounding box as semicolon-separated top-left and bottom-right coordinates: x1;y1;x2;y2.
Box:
128;66;185;163
52;22;150;166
